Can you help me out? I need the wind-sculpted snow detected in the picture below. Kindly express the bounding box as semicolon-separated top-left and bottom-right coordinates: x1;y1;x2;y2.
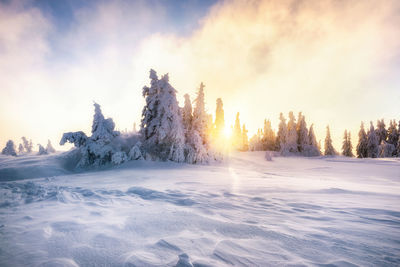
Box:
0;152;399;266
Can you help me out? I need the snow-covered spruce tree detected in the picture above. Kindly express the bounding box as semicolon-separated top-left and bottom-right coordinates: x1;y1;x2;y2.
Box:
387;120;399;156
242;124;249;151
287;111;298;153
46;140;56;153
232;112;243;150
262;119;276;151
277;112;289;155
366;121;379;158
324;126;337;156
18;143;24;154
304;124;321;156
192;82;210;145
182;94;193;135
214;98;225;139
183;93;210;164
21;137;33;153
2;140;17;156
356;122;368;158
379;141;395;158
375;119;387;144
60;103;125;167
140;70;185;162
342;130;353;157
296;112;308;153
37;144;47;155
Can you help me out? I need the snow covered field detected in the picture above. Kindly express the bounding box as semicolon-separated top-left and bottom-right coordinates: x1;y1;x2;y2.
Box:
1;152;399;266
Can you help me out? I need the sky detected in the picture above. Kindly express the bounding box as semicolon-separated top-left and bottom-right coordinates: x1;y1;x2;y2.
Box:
0;0;399;152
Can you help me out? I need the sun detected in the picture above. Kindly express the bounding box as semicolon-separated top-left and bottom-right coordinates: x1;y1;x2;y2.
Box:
223;126;232;138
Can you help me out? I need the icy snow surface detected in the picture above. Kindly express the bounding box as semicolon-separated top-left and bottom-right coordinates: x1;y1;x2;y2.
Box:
0;152;400;266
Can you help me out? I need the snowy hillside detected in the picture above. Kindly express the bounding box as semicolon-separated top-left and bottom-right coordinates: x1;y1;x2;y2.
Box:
1;152;400;266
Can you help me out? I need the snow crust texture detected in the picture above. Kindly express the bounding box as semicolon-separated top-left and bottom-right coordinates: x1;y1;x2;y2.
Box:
0;152;399;266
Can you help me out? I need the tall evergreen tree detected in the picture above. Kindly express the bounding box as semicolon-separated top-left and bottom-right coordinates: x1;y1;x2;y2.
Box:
387;120;399;157
182;94;193;135
140;70;185;162
287;111;298;153
277;113;289;154
356;122;368;158
296;112;308;152
324;126;336;156
242;124;249;151
192;82;209;144
375;119;387;144
21;137;33;153
214;98;225;138
342;130;353;157
232;112;242;150
367;121;379;158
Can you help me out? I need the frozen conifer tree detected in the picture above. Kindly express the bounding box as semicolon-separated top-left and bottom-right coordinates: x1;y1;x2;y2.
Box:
356;122;368;158
22;137;33;153
182;94;193;135
296;112;308;153
375;119;387;144
324;126;337;156
37;144;47;155
304;124;321;156
46;140;56;153
342;130;353;157
242;124;249;151
18;143;24;154
367;121;379;158
277;113;289;154
262;119;276;151
192;82;209;145
2;140;17;156
214;98;225;138
232;112;242;150
140;70;185;162
379;141;395;158
387;120;398;156
287;111;298;153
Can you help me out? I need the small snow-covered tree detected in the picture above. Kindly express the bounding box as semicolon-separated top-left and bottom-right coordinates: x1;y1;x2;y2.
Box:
324;126;337;156
356;122;368;158
379;141;395;158
37;144;47;155
287;111;298;153
18;143;24;154
46;140;56;153
277;113;289;154
22;137;33;153
367;121;379;158
296;112;308;153
60;103;124;167
249;130;263;151
262;119;276;151
304;124;320;156
2;140;17;156
342;130;353;157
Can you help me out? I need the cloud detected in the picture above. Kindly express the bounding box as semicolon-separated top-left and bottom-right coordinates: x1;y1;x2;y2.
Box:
0;0;399;151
